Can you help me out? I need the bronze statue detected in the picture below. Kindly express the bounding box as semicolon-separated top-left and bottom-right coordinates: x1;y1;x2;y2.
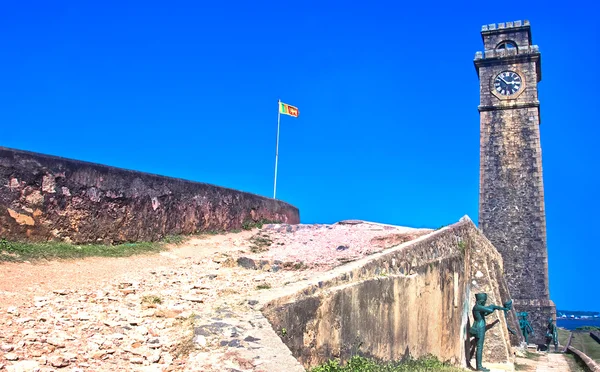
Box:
504;302;517;336
519;312;534;344
469;293;512;372
545;317;558;352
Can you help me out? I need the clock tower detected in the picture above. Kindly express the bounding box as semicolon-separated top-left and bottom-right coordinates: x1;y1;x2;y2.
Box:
474;20;555;346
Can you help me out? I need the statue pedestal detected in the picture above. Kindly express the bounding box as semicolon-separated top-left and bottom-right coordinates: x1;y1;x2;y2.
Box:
526;344;538;351
513;299;556;346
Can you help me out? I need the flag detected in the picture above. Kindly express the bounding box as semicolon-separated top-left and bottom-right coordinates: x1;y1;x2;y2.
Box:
279;102;299;117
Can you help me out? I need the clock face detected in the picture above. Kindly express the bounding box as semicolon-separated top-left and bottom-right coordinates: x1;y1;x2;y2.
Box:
493;71;522;96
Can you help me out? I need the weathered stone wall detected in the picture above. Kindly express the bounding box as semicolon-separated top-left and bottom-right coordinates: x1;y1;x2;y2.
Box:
475;22;555;345
0;147;299;244
261;217;520;370
478;81;547;298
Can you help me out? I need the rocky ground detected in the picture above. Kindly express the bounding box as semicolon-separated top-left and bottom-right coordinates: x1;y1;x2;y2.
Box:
0;221;430;372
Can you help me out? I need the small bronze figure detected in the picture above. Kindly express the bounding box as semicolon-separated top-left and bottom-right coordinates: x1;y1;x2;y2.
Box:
469;293;512;372
519;312;534;344
545;317;558;352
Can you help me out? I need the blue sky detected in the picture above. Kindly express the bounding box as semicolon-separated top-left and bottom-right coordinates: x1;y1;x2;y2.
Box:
1;1;598;311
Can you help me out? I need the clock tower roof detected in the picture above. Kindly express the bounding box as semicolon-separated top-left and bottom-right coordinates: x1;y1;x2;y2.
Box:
480;20;532;50
473;20;541;83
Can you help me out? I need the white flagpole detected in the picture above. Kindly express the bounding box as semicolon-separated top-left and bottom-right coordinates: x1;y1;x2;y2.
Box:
273;99;281;199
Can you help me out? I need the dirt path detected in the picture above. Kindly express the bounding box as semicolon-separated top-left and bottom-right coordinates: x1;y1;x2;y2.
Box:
0;232;253;308
515;352;578;372
0;229;308;371
0;222;428;308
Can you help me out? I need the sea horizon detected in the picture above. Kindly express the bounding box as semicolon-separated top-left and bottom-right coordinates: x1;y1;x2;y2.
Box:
557;318;600;330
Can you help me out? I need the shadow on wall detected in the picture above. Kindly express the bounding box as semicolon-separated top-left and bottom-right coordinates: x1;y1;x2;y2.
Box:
464;318;503;370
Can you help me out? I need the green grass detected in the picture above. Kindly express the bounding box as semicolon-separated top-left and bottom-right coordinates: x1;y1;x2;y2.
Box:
310;355;466;372
563;354;586;372
141;295;163;305
523;351;541;361
557;328;571;347
457;240;467;255
575;326;600;332
569;332;600;363
242;218;282;230
514;362;528;371
0;235;185;262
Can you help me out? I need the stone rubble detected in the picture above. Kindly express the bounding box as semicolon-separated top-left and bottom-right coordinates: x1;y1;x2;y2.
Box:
0;222;429;371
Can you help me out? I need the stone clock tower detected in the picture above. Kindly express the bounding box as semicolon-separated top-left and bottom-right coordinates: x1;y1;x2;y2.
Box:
474;20;555;345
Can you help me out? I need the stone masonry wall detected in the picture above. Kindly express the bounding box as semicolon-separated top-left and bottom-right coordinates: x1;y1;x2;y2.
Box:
0;147;299;244
262;218;520;370
476;23;554;345
479;107;549;301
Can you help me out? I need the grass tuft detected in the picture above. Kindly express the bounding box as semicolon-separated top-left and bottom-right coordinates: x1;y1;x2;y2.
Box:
523;351;541;361
248;233;273;253
514;362;528;371
242;218;282;231
311;354;465;372
141;295;163;305
171;313;197;359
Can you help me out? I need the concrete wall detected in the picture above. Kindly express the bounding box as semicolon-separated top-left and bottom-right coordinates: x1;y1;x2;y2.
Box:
261;217;520;370
0;147;299;244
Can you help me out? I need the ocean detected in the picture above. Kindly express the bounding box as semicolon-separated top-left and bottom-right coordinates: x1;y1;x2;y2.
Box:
557;318;600;330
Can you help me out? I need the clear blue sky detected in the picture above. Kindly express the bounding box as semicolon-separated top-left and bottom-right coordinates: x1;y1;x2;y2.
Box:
1;1;598;311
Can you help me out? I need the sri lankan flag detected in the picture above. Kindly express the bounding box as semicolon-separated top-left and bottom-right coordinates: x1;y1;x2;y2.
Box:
279;102;299;117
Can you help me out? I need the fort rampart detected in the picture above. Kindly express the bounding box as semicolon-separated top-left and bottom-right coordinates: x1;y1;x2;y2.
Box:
0;147;299;244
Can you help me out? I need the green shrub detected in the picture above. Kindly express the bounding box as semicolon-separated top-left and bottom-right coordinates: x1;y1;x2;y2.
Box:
310;355;465;372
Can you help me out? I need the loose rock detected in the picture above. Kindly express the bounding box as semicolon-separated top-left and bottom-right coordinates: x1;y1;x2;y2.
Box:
46;338;65;348
7;306;19;315
194;335;207;347
5;360;39;372
1;344;15;352
148;353;160;363
130;357;144;364
49;355;70;368
0;223;419;371
4;352;19;361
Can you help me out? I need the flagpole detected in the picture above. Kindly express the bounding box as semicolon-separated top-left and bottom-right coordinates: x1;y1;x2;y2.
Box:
273;99;281;199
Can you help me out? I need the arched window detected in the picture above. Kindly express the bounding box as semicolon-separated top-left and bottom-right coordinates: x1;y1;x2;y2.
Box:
496;40;518;52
